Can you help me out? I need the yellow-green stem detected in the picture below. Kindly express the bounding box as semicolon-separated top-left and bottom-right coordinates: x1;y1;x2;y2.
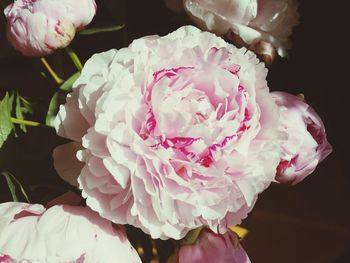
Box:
40;58;63;85
65;46;83;71
10;117;41;127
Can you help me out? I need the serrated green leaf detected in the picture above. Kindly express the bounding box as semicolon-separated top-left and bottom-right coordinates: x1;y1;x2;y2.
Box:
0;93;14;149
79;24;125;35
2;171;19;202
60;72;80;92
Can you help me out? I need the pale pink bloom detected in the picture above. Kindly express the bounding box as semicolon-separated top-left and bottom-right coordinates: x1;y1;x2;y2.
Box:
53;142;84;187
272;92;332;185
172;229;250;263
54;26;282;240
0;202;141;263
167;0;299;57
4;0;97;56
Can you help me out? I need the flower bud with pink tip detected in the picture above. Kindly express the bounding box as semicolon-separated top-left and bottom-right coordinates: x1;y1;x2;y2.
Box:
272;92;332;185
4;0;96;56
169;228;251;263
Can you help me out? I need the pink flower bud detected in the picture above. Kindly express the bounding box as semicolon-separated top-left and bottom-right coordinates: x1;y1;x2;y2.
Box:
172;229;250;263
0;202;141;262
272;92;332;185
4;0;97;56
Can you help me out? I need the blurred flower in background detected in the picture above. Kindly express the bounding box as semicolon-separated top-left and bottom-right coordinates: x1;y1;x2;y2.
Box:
4;0;97;56
166;0;299;62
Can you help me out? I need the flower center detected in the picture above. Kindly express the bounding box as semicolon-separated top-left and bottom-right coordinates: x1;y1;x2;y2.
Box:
141;62;251;167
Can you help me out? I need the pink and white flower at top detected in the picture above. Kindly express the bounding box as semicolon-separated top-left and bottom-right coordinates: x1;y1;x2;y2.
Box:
4;0;97;56
272;92;332;185
0;202;141;263
166;0;299;58
54;26;282;240
169;228;250;263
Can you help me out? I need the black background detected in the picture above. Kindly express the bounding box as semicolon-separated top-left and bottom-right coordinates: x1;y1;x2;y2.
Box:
0;0;349;262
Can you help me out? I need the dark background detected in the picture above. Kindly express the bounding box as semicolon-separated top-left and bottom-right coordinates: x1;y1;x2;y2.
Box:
0;1;349;262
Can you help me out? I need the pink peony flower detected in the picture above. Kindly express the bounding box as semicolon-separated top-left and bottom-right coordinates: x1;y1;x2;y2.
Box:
54;26;282;240
0;202;141;263
166;0;299;58
4;0;97;56
170;229;250;263
272;92;332;185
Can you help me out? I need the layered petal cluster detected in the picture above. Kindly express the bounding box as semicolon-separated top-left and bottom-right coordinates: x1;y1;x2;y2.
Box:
272;92;332;185
55;26;282;240
166;0;299;58
170;228;250;263
4;0;96;56
0;202;141;263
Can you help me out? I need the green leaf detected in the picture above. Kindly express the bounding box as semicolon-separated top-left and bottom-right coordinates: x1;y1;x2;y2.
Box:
79;24;125;35
45;92;61;127
1;171;30;203
0;93;14;149
47;72;80;126
2;171;19;202
20;96;34;115
15;92;27;132
59;72;80;92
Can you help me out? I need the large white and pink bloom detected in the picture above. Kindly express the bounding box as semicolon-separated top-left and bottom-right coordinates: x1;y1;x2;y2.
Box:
4;0;97;56
0;202;141;263
54;25;283;239
169;228;250;263
272;92;332;185
166;0;299;59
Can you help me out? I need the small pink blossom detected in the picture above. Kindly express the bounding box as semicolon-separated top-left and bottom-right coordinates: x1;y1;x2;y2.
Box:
0;202;141;263
272;92;332;185
166;0;299;58
171;229;250;263
4;0;97;56
54;26;282;240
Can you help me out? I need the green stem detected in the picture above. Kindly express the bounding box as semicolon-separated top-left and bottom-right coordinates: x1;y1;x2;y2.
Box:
40;58;64;85
10;117;41;127
65;46;83;71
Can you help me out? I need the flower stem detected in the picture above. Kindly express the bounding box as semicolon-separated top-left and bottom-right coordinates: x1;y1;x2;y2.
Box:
65;46;83;71
40;58;63;85
10;117;41;127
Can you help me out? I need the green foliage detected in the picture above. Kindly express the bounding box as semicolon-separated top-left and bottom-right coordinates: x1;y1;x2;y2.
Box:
45;71;81;126
15;92;27;132
59;72;80;92
46;92;64;127
0;93;14;149
79;24;125;35
1;170;30;202
2;171;18;202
